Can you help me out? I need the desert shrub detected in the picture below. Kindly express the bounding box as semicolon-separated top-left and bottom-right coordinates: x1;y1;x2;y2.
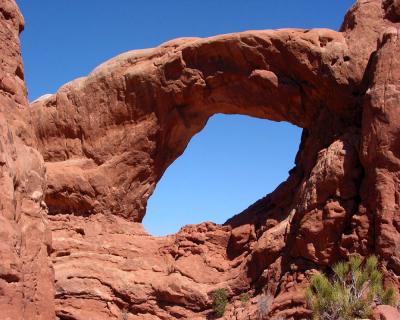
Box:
257;292;273;319
305;255;397;320
240;292;251;305
121;308;129;320
212;288;229;317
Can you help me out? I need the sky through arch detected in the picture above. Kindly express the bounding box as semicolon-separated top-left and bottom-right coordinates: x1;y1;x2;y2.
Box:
144;115;301;235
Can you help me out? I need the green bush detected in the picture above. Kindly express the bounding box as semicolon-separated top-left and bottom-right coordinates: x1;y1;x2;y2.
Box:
212;288;229;317
240;292;251;305
305;255;397;320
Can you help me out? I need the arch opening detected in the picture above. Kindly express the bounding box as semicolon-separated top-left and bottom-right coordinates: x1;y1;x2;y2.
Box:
143;114;302;236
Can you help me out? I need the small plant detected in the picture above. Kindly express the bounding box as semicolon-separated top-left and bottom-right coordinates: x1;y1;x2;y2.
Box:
257;292;273;319
212;288;229;317
240;292;251;306
121;308;129;320
166;263;176;275
305;255;397;320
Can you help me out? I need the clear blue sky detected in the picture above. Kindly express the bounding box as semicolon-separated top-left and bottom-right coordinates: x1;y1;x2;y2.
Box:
17;1;355;235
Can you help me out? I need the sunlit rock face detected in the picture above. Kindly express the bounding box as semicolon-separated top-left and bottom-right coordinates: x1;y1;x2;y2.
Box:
0;0;400;318
31;27;358;222
0;1;54;319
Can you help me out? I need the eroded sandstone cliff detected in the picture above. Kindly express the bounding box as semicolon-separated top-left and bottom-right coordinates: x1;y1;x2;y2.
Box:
0;1;53;318
1;0;400;319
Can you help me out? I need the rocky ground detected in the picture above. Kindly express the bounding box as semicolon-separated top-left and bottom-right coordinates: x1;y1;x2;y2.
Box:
1;0;400;319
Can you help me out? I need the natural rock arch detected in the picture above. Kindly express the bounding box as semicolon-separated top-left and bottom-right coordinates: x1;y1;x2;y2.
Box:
32;28;356;222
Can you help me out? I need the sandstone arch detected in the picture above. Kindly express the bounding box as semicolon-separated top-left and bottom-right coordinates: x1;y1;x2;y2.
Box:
31;28;357;222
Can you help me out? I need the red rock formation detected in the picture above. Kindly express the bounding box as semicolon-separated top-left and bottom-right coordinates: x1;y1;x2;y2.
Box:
373;305;400;320
360;25;400;276
0;1;54;319
1;0;400;319
31;28;358;222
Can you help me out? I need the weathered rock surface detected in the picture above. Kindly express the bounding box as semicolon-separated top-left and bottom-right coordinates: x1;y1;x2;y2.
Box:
0;1;54;319
51;215;237;319
373;305;400;320
1;0;400;319
360;23;400;279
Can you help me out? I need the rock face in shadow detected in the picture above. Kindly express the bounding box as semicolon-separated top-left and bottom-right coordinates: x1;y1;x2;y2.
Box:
360;24;400;278
0;0;400;319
